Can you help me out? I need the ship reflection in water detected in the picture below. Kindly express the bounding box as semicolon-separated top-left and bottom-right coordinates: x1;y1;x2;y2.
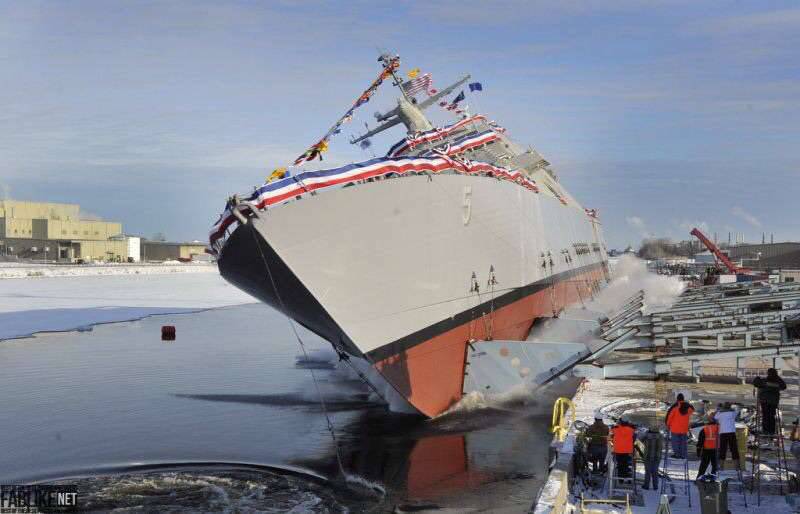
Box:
320;383;575;510
0;303;576;512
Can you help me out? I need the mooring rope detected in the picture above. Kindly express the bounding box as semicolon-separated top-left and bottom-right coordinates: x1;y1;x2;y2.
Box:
247;223;347;477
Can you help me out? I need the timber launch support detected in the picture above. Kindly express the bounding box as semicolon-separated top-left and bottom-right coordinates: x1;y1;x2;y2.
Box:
576;280;800;382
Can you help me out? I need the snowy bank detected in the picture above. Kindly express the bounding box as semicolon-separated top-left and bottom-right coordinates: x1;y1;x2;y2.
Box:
0;262;218;279
0;272;256;341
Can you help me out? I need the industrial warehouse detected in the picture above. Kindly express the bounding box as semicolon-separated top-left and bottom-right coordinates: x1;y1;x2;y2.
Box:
635;228;800;287
0;200;207;263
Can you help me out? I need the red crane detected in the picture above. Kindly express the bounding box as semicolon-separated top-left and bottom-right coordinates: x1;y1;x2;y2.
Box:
690;227;751;274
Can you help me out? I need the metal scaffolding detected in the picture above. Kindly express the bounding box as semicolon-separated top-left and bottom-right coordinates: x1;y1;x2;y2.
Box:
584;280;800;381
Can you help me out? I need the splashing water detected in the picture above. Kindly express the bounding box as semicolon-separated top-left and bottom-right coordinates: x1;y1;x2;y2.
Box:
440;256;684;416
589;254;685;314
58;470;354;513
295;348;338;368
444;381;542;415
445;390;494;414
441;375;576;418
341;472;386;498
530;255;684;344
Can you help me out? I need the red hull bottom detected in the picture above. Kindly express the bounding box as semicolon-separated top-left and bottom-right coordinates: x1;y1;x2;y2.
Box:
374;268;606;417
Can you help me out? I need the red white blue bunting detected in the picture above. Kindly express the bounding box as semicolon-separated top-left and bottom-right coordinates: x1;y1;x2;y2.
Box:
387;115;492;157
208;155;537;252
421;130;501;157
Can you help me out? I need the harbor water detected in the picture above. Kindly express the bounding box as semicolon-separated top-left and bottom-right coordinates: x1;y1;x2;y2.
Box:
0;302;577;512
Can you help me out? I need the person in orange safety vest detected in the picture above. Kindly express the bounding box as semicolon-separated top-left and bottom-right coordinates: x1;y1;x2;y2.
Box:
696;417;720;475
611;418;636;478
666;393;695;459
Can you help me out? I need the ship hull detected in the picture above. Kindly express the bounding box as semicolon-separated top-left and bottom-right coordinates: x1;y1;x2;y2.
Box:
219;173;608;417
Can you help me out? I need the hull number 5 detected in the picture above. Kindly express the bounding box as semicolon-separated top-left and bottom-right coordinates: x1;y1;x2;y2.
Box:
463;185;472;225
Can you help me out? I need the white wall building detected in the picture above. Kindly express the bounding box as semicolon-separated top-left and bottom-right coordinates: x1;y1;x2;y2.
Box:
126;237;141;262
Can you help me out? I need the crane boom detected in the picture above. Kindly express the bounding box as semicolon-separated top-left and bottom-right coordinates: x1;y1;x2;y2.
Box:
690;227;749;274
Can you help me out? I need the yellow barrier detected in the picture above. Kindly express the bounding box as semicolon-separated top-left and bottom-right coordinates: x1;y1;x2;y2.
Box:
580;493;632;514
551;397;576;443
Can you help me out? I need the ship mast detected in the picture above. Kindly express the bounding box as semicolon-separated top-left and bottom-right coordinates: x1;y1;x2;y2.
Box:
351;54;471;145
379;53;413;104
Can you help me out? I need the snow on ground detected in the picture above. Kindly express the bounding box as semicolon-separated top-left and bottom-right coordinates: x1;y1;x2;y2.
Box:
0;262;217;279
571;378;658;424
0;271;256;340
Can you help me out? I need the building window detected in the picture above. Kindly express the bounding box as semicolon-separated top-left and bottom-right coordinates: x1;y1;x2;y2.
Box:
62;230;66;235
94;231;99;235
83;231;88;236
73;230;77;235
787;277;796;283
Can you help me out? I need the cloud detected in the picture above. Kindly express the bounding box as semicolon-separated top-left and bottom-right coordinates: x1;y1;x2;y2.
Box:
731;206;762;228
2;2;798;247
626;216;652;239
626;216;645;229
679;220;710;236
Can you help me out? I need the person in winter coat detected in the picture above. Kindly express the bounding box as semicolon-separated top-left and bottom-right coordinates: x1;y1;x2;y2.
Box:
697;417;720;476
666;394;695;459
611;419;636;478
640;427;664;490
713;402;739;466
584;414;609;473
753;368;787;435
790;419;800;471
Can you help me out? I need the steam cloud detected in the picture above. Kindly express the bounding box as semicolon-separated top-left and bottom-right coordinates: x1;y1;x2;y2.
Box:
588;254;685;314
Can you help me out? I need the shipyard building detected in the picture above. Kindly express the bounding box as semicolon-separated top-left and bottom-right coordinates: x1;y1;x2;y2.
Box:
0;200;210;263
0;200;135;262
726;242;800;271
141;241;208;262
693;242;800;278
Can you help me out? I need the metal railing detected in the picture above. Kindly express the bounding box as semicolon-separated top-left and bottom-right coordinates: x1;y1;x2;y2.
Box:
697;366;776;379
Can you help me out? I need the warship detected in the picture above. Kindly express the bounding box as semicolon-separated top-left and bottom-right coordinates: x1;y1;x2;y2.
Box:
209;55;610;417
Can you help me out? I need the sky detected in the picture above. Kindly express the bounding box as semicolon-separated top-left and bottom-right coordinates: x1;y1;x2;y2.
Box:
1;0;798;249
